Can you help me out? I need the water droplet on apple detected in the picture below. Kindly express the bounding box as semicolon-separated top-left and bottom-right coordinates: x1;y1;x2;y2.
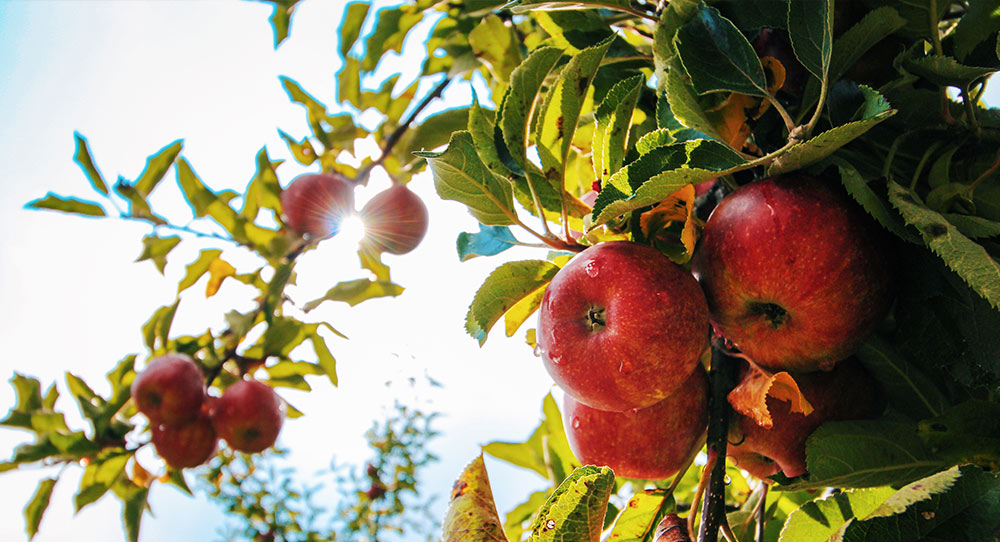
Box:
533;344;543;358
584;261;599;278
572;418;581;429
549;354;563;365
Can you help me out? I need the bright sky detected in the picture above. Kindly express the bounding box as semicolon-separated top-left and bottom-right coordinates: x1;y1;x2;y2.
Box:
0;2;552;541
2;3;999;542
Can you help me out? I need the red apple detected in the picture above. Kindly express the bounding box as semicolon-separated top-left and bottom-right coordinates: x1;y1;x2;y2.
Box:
691;175;893;372
537;241;709;412
280;172;355;238
359;183;428;255
728;358;885;479
563;365;709;480
212;380;285;453
151;408;218;469
131;354;205;427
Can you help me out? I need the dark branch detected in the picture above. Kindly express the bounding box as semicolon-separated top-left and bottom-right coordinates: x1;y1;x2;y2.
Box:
697;347;738;542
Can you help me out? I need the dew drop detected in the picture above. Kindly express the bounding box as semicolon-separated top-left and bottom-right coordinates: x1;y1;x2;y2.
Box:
584;261;599;278
533;344;543;357
572;418;581;429
546;519;556;530
723;475;732;485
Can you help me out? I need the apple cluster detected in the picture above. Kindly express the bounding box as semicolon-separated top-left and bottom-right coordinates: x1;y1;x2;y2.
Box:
280;172;429;255
539;174;892;481
131;354;285;469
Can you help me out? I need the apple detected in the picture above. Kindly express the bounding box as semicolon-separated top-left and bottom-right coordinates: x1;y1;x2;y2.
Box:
563;365;708;480
691;175;893;373
359;183;428;255
727;358;885;480
280;172;355;238
537;241;709;412
131;354;205;427
151;407;218;469
211;380;285;453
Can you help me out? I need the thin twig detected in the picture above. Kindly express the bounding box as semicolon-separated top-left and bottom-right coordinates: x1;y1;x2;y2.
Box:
356;75;452;184
755;484;768;542
687;451;715;538
765;94;796;135
967;145;1000;195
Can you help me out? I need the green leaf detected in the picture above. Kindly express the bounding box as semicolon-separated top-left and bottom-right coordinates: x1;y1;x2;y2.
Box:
606;491;673;542
135;235;180;274
467;98;511;179
263;0;300;47
10;373;43;413
855;336;948;421
593;139;745;226
888;181;1000;309
593;74;643;184
134;140;182;197
503;0;634;15
526;465;614;542
875;0;949;40
303;278;404;310
664;57;725;143
73;132;108;195
944;213;1000;238
675;5;769;97
916;400;1000;467
336;56;362;108
65;372;102;422
785;419;949;490
635;129;676;156
536;35;614;180
113;180;165;225
504;490;551;542
833;157;918;243
308;331;338;387
712;0;789;31
768;87;895;175
457;224;519;261
277;129;316;166
26;193;106;218
839;466;1000;542
394;106;471;167
442;455;509;542
501;46;564;174
484;394;577;481
465;260;560;346
163;468;192;495
418;131;517;226
114;478;149;542
242;148;284;220
778;487;895;542
75;450;131;512
902;54;996;88
140;301;179;351
338;2;370;58
24;477;57;540
177;249;222;294
786;0;833;81
361;6;422;72
468;14;521;83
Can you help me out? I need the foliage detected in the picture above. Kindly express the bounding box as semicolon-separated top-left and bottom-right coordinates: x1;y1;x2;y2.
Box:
6;0;1000;541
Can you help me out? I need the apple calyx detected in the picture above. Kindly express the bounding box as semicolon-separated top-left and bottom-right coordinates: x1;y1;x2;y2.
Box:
747;301;788;330
585;306;606;330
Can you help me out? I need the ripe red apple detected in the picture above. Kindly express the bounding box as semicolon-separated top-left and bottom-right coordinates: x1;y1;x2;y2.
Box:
151;408;218;469
727;358;885;480
359;183;429;255
131;354;205;427
564;365;708;480
537;241;709;412
280;172;355;238
211;380;285;453
691;175;893;373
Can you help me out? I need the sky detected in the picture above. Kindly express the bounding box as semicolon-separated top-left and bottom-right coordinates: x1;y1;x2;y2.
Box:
1;2;999;542
0;2;553;541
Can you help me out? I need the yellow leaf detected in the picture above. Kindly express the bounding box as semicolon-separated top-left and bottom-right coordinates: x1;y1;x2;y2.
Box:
638;184;698;263
504;284;548;337
525;328;537;349
442;455;509;542
727;364;814;429
130;458;154;488
205;256;236;297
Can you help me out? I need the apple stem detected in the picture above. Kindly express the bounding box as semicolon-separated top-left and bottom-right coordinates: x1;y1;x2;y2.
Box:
754;483;768;542
696;347;738;542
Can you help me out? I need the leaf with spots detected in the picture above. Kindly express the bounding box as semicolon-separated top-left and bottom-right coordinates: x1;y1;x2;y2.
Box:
466;260;561;346
916;400;1000;468
836;466;1000;542
727;364;813;430
442;455;509;542
527;465;614;542
501;46;564;174
888;181;1000;310
777;486;896;542
593;74;643;185
606;491;674;542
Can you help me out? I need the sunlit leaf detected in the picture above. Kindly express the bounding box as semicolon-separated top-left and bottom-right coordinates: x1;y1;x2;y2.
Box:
24;477;57;540
303;278;404;310
526;465;614;542
26;193;106;218
442;455;508;542
136;235;180;274
338;2;371;58
465;260;560;346
205;255;236;298
134;140;182;197
73;132;108;195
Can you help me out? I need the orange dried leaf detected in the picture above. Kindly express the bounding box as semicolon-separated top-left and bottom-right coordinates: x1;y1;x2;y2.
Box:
639;184;698;263
130;458;154;488
728;365;814;429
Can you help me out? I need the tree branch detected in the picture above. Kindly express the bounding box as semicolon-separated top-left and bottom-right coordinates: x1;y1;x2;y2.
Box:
697;347;738;542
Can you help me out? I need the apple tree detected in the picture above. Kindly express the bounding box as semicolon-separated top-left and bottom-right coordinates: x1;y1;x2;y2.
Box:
5;0;1000;541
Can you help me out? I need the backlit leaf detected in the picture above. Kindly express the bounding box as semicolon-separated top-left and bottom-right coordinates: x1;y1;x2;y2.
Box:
338;2;370;58
778;486;895;542
501;46;564;173
593;75;643;184
24;477;57;540
205;255;236;298
303;278;404;310
177;249;223;293
73;132;108;195
26;193;105;218
728;365;813;429
468;15;521;83
418;131;516;226
465;260;560;346
526;465;614;542
606;491;673;542
134;140;182;197
442;455;509;542
135;234;180;274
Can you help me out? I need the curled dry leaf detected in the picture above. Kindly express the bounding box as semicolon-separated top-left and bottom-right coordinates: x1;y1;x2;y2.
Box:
442;455;508;542
727;363;814;429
